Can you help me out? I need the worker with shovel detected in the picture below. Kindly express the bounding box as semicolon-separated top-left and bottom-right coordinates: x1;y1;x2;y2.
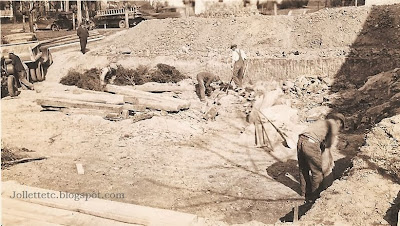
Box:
230;44;247;90
297;113;345;202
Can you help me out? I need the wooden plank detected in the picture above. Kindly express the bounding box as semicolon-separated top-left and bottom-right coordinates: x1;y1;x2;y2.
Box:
122;104;146;112
37;98;123;113
76;163;85;175
2;181;199;226
3;198;135;226
134;82;195;93
3;212;59;226
132;113;154;123
123;96;139;105
106;85;190;112
47;91;124;105
61;108;116;116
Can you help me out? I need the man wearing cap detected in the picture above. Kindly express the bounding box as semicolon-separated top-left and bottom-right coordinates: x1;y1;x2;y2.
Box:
77;23;89;54
230;44;247;89
196;72;221;102
8;52;34;90
297;113;345;202
100;63;118;86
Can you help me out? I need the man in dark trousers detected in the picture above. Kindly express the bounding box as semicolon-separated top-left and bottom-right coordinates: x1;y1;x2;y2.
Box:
297;113;345;202
8;52;34;90
77;23;89;54
196;72;220;102
230;44;247;89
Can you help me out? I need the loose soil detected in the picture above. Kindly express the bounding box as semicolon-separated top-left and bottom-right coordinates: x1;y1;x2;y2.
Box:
2;4;400;225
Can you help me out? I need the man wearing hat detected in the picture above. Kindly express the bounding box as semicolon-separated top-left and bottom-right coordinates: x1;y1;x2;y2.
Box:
297;113;346;202
8;52;34;90
230;44;247;89
100;63;118;86
77;23;89;54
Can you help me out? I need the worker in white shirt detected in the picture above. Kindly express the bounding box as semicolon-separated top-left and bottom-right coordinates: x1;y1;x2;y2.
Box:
100;63;118;86
230;44;247;89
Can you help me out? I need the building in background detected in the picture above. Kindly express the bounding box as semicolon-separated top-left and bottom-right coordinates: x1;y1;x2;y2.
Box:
365;0;400;5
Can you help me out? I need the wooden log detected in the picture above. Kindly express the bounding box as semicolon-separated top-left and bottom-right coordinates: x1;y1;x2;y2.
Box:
47;92;124;105
134;82;195;93
132;113;154;123
122;104;146;112
37;98;123;113
123;96;139;105
105;85;190;112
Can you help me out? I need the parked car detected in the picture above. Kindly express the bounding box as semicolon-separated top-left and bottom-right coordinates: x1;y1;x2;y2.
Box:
152;7;182;19
33;12;94;31
1;32;53;97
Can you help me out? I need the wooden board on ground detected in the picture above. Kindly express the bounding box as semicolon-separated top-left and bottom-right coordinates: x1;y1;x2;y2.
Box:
61;108;117;117
46;91;124;105
37;98;123;113
132;113;154;123
122;104;146;112
2;181;199;226
3;198;135;226
105;85;190;112
134;82;195;93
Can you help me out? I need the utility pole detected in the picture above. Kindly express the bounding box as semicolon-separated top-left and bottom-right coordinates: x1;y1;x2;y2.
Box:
65;0;69;12
125;7;129;28
77;0;82;26
12;1;17;24
29;1;34;32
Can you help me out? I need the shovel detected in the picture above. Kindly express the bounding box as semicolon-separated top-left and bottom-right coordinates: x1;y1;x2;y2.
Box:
256;109;296;149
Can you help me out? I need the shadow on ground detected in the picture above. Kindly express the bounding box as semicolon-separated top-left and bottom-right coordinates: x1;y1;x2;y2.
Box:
280;4;400;222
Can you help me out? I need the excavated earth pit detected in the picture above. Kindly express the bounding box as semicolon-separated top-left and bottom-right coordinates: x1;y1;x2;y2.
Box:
2;4;400;225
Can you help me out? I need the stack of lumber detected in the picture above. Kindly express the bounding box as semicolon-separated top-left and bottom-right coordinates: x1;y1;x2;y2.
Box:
36;84;191;119
37;91;125;114
106;85;191;112
36;89;147;119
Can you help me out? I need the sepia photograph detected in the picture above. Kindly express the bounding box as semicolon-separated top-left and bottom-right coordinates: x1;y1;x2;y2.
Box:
1;0;399;225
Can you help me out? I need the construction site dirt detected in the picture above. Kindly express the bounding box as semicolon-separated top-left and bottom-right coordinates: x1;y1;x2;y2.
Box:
2;3;400;225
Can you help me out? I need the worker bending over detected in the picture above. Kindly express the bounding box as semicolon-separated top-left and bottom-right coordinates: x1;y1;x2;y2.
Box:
196;72;220;102
8;52;34;90
297;113;345;202
100;63;118;86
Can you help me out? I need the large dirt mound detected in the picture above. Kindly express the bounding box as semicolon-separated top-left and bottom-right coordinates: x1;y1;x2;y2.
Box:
94;4;400;61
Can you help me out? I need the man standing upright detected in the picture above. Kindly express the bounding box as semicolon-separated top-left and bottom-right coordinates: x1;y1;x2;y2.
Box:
297;113;345;202
230;44;247;89
77;23;89;54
